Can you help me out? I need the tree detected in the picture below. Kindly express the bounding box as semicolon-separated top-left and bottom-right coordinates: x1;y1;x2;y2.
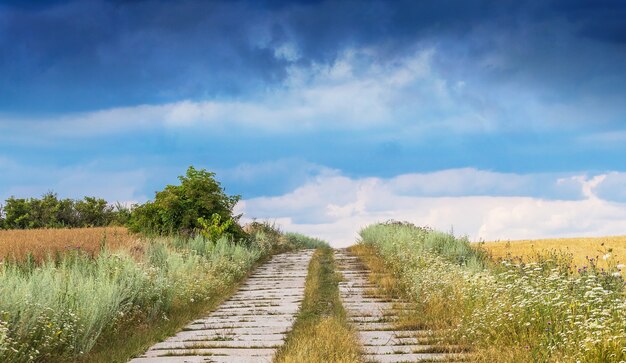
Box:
3;197;31;229
75;197;113;227
128;166;245;239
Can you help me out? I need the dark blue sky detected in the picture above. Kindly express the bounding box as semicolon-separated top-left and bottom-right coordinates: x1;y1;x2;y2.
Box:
1;0;626;243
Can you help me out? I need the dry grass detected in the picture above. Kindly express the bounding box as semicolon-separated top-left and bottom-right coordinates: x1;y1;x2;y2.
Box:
275;247;362;363
477;235;626;270
0;227;144;261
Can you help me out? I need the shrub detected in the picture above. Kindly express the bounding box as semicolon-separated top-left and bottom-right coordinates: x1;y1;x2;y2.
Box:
128;167;245;239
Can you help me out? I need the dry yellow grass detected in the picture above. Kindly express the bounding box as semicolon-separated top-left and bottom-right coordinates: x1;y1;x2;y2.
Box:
477;235;626;269
275;248;362;363
0;227;144;261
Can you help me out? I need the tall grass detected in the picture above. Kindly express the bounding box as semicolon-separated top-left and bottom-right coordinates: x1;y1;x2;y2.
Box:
285;232;329;249
360;222;626;362
0;227;137;262
0;227;300;362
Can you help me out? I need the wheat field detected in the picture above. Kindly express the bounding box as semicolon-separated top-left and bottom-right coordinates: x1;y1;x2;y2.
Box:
0;227;143;261
477;235;626;269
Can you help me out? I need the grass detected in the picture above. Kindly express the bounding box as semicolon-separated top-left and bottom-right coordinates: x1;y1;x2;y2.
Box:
359;222;626;362
349;243;461;337
0;229;300;362
81;254;266;363
274;247;362;363
478;235;626;273
0;227;140;262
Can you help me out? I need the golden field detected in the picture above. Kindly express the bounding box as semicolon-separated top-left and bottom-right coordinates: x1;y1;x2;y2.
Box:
477;235;626;269
0;227;143;261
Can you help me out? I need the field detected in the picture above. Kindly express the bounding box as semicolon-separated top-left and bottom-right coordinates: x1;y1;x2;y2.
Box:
478;235;626;272
0;227;141;261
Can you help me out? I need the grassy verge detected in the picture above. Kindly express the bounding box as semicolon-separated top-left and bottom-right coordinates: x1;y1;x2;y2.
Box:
274;247;362;363
81;254;269;363
358;222;626;362
0;222;317;363
349;244;459;339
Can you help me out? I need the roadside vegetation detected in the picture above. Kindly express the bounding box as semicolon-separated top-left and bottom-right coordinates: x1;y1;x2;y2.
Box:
0;167;321;362
275;247;362;363
358;221;626;362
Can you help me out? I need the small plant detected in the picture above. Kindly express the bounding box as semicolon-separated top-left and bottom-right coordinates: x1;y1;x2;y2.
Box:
197;213;233;242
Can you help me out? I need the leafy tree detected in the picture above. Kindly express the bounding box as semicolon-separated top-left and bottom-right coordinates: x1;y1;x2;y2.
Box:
3;197;31;229
129;166;245;238
28;192;62;228
0;193;127;229
75;197;113;227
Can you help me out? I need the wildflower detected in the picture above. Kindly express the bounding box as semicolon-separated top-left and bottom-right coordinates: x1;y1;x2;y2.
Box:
603;253;611;261
617;264;625;270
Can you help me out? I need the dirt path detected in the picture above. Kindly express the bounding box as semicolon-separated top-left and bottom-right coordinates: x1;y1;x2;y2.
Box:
129;250;314;363
335;249;466;363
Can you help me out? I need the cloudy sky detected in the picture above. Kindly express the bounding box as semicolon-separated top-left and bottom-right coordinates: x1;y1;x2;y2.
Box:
1;0;626;246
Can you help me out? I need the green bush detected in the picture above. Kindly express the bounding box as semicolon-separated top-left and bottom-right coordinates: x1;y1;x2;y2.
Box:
128;167;245;239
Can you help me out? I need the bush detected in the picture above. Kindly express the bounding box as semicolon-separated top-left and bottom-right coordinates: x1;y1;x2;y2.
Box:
128;167;245;239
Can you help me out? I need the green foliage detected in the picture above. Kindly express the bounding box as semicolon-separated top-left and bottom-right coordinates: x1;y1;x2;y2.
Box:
197;213;233;241
0;193;129;230
128;167;244;239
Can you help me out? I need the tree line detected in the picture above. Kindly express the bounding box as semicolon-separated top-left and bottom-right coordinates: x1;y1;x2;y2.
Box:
0;193;131;229
0;167;246;240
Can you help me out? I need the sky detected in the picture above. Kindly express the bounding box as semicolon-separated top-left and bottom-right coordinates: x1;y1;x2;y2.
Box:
1;0;626;246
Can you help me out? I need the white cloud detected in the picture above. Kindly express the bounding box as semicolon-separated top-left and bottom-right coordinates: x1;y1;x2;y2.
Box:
238;169;626;247
0;47;485;139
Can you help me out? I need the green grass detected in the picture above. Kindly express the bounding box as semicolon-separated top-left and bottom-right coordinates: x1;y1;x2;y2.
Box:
359;222;626;362
0;230;302;362
274;247;362;363
81;255;268;363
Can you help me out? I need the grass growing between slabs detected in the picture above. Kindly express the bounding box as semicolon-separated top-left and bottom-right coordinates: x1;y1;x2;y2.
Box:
274;247;362;363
